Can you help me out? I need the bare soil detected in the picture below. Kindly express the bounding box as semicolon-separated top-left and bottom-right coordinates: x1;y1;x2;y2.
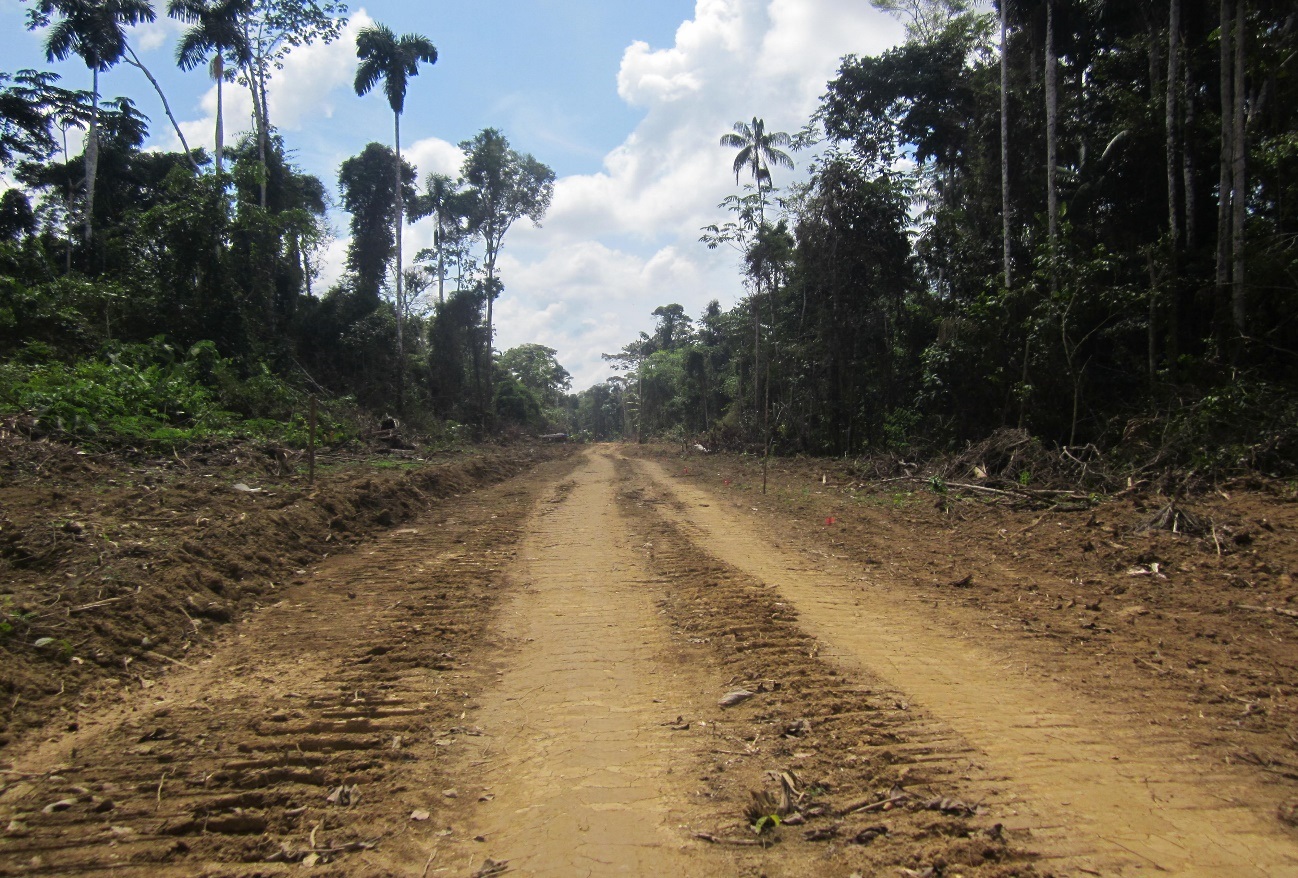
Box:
1;438;1296;877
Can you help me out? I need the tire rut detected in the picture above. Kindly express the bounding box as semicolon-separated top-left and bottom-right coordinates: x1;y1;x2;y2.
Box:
437;449;714;877
633;455;1298;876
613;457;1036;877
0;459;576;877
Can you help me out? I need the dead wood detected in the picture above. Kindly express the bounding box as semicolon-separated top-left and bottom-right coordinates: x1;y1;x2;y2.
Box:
692;831;765;846
837;792;908;817
1237;604;1298;620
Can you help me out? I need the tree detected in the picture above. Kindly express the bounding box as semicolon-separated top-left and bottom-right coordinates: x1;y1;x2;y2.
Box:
498;343;571;410
235;0;348;207
651;304;693;351
720;116;793;226
999;0;1012;289
169;0;253;175
26;0;156;244
411;172;466;306
354;22;436;413
0;69;63;166
1044;0;1059;290
872;0;972;42
718;116;794;439
459;127;555;410
338;142;414;306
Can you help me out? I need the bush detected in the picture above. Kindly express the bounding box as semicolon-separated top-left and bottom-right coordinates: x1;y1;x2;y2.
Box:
0;337;365;449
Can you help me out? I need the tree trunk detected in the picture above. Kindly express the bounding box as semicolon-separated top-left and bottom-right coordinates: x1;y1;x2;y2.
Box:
752;288;761;420
214;54;225;174
1165;0;1181;367
1230;0;1247;338
436;221;445;305
61;125;72;271
1216;0;1234;326
252;65;268;209
484;246;497;423
394;111;406;414
84;65;99;245
1000;1;1013;290
1044;0;1059;292
1182;55;1197;249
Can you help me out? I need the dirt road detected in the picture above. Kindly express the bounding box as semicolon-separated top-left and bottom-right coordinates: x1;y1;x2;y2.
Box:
632;456;1298;876
3;445;1297;876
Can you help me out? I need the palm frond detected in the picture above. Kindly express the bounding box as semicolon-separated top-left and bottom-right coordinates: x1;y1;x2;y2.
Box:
44;18;80;63
354;58;382;98
166;0;205;23
732;147;752;182
175;30;211;70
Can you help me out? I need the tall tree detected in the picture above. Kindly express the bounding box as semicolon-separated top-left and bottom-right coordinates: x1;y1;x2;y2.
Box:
720;116;793;227
1044;0;1058;290
411;171;464;306
1000;0;1013;289
26;0;156;244
354;22;436;413
720;116;793;422
1230;0;1247;338
169;0;253;175
338;142;413;306
459;127;555;410
235;0;347;207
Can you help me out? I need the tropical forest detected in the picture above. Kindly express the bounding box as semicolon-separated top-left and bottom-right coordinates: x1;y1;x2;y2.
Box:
3;2;1298;876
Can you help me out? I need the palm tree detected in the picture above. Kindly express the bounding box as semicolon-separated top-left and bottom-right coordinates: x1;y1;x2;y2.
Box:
355;23;437;413
720;116;792;469
720;116;793;227
420;172;460;306
32;0;156;244
169;0;253;175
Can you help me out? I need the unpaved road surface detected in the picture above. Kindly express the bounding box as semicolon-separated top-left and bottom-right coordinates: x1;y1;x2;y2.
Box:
3;443;1298;876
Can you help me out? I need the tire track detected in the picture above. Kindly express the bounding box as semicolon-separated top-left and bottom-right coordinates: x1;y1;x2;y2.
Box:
633;455;1298;876
614;458;1035;877
441;449;712;877
0;459;576;877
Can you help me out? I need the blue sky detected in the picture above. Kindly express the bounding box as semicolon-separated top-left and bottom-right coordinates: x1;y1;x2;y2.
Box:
1;0;903;388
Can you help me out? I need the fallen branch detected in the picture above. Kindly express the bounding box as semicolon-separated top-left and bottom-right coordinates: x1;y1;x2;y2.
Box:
1237;604;1298;620
693;831;764;846
69;597;129;613
837;793;908;817
146;650;197;671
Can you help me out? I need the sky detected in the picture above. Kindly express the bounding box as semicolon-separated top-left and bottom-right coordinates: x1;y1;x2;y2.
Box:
0;0;905;389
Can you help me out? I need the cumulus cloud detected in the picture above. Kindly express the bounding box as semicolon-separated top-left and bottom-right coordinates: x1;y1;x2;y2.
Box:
404;136;464;181
483;0;903;387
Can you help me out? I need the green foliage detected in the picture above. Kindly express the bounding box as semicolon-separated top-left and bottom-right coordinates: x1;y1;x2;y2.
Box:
0;338;352;449
492;370;542;428
0;596;37;642
1162;379;1298;475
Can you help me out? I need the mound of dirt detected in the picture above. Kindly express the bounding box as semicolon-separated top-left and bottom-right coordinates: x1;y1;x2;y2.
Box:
0;435;573;745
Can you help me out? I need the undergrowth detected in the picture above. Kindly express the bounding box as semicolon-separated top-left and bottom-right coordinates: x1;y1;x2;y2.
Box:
0;338;356;450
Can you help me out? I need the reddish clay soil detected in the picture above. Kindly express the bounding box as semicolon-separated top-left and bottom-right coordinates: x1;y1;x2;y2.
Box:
1;438;1296;877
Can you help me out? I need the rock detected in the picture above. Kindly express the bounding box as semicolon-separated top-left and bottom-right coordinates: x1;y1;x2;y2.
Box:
718;689;756;708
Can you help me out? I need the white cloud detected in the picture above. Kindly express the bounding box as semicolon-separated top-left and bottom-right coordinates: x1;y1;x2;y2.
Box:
484;0;903;388
404;137;465;181
130;16;183;54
